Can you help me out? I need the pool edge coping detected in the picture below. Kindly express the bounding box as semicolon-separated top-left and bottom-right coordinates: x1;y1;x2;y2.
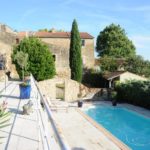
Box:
76;108;131;150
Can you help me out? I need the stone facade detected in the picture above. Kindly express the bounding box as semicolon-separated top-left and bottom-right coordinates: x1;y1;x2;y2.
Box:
40;37;95;69
120;72;147;82
47;44;71;78
0;24;19;79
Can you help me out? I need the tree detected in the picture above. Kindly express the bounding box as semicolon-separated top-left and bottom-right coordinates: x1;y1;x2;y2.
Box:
124;55;150;78
14;51;28;80
13;37;56;81
69;19;82;82
38;28;48;32
96;23;136;58
100;56;118;72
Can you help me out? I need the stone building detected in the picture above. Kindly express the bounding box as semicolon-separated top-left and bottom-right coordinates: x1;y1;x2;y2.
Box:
0;24;18;79
103;71;148;88
18;31;95;78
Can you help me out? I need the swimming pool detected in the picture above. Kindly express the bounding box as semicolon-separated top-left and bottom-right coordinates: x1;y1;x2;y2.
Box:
84;105;150;150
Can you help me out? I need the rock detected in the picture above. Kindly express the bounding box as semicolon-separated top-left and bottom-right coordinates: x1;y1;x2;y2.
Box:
0;71;8;82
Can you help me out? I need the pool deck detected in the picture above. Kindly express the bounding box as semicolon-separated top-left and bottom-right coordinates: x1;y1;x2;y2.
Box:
52;104;126;150
52;100;150;150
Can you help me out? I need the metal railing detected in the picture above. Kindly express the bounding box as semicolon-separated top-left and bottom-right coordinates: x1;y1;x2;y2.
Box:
30;74;70;150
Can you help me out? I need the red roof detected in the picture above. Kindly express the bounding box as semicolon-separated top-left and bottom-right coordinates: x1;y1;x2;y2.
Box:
18;31;94;39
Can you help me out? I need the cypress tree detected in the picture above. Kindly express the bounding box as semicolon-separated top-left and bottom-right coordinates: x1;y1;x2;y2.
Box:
69;19;82;82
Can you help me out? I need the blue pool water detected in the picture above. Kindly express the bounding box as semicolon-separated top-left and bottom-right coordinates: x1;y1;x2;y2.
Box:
84;105;150;150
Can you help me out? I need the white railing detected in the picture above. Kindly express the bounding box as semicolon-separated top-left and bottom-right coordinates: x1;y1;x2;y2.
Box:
30;74;70;150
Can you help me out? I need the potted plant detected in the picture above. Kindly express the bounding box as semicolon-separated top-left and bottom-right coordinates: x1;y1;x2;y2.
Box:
24;75;31;84
78;100;83;107
19;82;31;99
14;51;28;81
77;93;83;108
111;91;117;106
14;51;31;99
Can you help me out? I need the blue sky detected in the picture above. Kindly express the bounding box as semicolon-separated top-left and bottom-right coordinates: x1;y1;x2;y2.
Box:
0;0;150;60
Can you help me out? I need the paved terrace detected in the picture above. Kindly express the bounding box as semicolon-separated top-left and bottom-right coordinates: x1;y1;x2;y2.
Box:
0;80;62;150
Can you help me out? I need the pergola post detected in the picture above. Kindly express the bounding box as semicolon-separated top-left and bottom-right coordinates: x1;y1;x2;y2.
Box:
109;79;112;88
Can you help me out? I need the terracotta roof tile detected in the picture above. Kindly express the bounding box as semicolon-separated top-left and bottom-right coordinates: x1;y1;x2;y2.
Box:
18;31;26;37
18;31;94;39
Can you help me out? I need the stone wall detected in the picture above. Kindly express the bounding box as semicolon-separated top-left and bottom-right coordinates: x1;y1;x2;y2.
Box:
0;71;8;82
64;79;80;102
120;72;148;82
40;37;95;77
47;44;71;78
38;78;79;101
0;25;19;79
38;78;101;102
81;39;95;68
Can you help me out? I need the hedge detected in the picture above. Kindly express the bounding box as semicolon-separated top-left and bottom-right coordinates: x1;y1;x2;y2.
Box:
115;80;150;109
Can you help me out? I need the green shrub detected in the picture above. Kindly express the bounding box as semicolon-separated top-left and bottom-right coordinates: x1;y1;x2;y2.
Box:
82;69;109;88
12;37;56;81
111;91;117;100
115;80;150;109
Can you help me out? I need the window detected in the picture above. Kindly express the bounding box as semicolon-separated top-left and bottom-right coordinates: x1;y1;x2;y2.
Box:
16;38;19;44
52;55;56;61
0;63;3;70
81;39;85;47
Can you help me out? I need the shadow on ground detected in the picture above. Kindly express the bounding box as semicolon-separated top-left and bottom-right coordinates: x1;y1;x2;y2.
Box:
1;95;19;99
9;108;22;115
72;148;86;150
